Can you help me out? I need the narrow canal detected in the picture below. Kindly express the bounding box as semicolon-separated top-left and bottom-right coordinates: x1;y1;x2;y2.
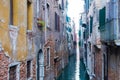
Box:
57;45;89;80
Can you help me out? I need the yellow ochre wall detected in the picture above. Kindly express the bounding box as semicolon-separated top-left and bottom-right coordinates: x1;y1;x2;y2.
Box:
0;0;33;61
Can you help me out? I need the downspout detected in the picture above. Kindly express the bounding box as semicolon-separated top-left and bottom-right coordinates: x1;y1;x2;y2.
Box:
44;0;47;42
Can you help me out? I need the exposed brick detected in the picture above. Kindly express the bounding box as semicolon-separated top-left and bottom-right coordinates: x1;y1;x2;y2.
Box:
32;58;37;80
94;48;102;80
20;61;27;80
107;46;119;80
0;51;36;80
0;51;9;80
20;58;37;80
44;39;55;80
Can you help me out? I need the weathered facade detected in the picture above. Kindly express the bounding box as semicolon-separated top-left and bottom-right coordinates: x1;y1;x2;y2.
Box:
80;0;120;80
0;0;70;80
34;0;69;80
0;0;36;80
66;16;76;56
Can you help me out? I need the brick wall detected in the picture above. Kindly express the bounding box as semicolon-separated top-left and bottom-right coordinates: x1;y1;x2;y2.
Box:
94;48;102;80
44;36;68;80
32;58;37;80
54;48;68;79
0;51;9;80
0;50;36;80
20;58;36;80
20;61;27;80
107;46;119;80
44;38;55;80
94;45;120;80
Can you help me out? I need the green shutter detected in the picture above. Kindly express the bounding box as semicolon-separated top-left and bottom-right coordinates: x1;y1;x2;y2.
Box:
84;25;89;39
87;25;89;38
90;16;93;33
99;7;106;31
79;30;81;37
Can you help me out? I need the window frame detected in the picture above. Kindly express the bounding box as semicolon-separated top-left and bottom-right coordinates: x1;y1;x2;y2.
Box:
46;3;50;28
55;12;60;32
46;47;50;69
9;62;20;80
10;0;13;25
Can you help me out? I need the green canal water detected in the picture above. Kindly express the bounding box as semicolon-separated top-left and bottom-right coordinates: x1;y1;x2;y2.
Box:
57;54;89;80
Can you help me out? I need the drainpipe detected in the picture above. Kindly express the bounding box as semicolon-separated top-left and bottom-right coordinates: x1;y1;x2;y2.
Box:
116;0;119;40
44;0;47;42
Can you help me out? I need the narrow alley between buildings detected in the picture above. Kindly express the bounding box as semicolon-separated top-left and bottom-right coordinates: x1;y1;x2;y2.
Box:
57;43;89;80
1;0;120;80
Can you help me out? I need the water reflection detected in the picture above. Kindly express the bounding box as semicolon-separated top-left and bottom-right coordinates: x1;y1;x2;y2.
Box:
57;54;76;80
75;44;80;80
57;43;90;80
57;44;80;80
80;58;89;80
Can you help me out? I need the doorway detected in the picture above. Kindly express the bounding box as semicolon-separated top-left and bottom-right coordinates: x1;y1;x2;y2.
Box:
37;49;44;80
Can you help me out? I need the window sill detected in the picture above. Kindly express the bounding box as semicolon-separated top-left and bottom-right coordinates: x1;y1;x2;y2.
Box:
46;66;50;70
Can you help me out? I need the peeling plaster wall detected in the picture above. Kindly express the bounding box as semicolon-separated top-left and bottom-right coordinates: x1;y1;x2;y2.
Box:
0;0;34;61
0;0;11;55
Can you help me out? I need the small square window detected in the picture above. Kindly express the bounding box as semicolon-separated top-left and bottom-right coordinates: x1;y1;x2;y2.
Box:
9;65;17;80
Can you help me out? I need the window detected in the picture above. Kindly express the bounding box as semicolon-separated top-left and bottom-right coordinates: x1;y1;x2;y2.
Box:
9;62;20;80
99;7;106;31
90;16;93;33
62;0;64;10
27;1;32;30
46;3;50;27
27;60;32;79
10;0;13;25
46;48;50;67
55;12;60;31
9;65;17;80
10;0;19;26
55;12;57;30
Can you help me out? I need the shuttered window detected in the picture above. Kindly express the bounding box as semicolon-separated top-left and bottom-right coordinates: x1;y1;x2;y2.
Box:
55;12;60;32
90;16;93;33
10;0;13;25
99;7;106;31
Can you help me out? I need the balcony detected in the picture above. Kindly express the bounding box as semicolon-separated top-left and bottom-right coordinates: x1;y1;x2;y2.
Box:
99;6;118;43
98;1;120;45
100;19;117;42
